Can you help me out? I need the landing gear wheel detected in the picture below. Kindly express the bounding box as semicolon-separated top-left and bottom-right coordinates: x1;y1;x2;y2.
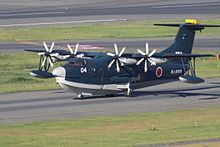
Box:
73;93;83;100
77;93;83;99
125;82;133;97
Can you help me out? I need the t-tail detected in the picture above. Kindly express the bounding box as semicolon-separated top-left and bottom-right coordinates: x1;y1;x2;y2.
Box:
154;19;220;54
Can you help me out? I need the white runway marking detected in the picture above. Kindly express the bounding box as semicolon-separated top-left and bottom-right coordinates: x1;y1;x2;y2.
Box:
0;19;122;27
0;11;64;17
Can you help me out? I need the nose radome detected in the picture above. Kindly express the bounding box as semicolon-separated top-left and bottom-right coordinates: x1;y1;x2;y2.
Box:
52;67;66;77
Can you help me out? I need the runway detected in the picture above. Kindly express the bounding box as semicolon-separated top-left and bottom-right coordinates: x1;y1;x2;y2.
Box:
0;0;220;27
1;37;220;52
0;78;220;124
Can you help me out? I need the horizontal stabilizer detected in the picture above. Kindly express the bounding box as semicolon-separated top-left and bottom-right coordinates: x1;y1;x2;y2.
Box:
154;23;220;27
154;24;180;27
154;23;220;31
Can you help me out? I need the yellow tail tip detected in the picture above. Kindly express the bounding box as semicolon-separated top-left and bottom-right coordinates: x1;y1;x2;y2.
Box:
185;19;200;25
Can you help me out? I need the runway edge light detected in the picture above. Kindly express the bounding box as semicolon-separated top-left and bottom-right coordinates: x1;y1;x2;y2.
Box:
185;19;200;25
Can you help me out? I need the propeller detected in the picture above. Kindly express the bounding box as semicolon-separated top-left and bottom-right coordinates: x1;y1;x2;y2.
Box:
64;43;84;59
107;43;126;72
38;42;58;71
136;42;157;72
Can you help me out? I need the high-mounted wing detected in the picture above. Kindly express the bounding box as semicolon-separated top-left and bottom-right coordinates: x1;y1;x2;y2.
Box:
25;42;100;72
157;53;214;58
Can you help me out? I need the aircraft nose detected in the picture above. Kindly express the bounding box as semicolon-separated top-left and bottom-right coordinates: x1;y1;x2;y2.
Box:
52;67;66;77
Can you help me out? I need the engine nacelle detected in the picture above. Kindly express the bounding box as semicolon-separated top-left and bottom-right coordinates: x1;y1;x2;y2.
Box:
120;58;137;65
150;57;167;64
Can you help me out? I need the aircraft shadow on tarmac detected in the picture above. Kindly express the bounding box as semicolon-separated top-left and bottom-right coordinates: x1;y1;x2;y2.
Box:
66;83;220;100
67;82;220;100
135;84;220;99
46;80;220;100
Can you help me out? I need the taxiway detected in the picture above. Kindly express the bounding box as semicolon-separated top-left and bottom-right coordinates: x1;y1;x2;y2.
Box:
0;0;220;27
0;78;219;124
0;37;220;52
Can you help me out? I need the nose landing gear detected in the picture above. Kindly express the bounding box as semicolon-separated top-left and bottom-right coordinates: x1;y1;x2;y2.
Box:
125;82;133;97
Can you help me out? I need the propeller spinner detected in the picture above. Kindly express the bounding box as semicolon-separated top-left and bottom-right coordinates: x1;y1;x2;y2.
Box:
107;43;126;72
136;42;157;72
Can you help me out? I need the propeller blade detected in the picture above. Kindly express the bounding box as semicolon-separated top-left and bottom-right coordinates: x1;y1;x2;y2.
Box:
145;42;149;55
49;42;55;53
74;43;79;55
108;59;115;69
136;58;145;65
148;49;157;57
114;43;119;55
116;60;120;72
148;58;156;66
107;52;116;57
67;44;74;54
118;47;126;57
144;59;148;72
41;57;47;68
137;49;146;56
48;57;54;67
43;42;49;52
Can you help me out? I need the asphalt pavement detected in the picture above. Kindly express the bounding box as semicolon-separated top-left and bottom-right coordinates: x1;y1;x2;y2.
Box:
0;0;220;27
0;78;220;124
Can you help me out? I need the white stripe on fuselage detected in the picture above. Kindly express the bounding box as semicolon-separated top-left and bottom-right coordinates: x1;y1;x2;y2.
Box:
55;77;177;94
56;77;121;91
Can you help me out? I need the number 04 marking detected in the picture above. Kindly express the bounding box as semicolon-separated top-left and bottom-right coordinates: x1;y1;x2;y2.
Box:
80;67;87;73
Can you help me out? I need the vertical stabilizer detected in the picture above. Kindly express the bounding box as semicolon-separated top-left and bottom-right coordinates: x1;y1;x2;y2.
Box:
154;19;220;54
161;25;196;54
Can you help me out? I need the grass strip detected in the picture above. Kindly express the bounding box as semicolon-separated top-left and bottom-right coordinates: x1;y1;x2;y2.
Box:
0;106;220;147
0;19;220;41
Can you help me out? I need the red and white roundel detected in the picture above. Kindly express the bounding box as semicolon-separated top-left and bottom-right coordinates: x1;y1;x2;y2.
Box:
155;67;163;78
